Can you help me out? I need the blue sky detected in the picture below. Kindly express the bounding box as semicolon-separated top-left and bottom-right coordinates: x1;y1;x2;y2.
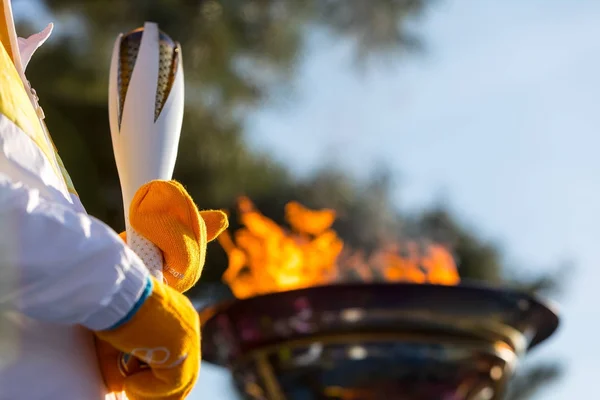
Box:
194;1;600;399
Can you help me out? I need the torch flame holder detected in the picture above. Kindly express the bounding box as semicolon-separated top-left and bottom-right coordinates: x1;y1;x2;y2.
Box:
199;283;559;400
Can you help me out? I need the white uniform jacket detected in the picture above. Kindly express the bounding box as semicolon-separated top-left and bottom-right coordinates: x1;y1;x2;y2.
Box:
0;2;149;399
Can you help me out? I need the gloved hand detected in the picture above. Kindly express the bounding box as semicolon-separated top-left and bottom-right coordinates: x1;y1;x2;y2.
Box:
95;276;200;400
125;180;228;293
95;180;228;397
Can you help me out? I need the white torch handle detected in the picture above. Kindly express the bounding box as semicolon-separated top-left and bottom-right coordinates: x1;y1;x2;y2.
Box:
126;221;164;281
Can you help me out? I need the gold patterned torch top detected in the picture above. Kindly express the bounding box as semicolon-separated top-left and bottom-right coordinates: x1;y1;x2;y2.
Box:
117;27;181;126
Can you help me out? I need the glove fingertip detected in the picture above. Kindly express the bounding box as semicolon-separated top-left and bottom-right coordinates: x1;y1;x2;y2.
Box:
200;210;229;242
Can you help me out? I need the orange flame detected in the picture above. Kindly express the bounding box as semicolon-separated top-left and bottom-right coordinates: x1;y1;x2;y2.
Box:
219;197;460;299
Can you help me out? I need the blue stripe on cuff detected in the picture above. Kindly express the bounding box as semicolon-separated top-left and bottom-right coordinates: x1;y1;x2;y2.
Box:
107;276;153;330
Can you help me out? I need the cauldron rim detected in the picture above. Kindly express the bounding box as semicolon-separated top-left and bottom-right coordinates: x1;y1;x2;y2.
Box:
198;281;560;366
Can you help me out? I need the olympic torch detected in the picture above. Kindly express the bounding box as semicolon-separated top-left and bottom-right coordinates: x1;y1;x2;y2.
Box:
108;22;184;280
108;23;184;385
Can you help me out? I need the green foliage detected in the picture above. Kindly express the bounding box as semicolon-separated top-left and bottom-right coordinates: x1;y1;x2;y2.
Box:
22;0;433;280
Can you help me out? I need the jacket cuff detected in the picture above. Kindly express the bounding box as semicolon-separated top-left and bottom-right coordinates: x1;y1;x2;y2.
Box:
81;248;151;331
106;276;153;330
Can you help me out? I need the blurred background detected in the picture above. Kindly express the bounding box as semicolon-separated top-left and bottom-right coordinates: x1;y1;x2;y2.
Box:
13;0;599;398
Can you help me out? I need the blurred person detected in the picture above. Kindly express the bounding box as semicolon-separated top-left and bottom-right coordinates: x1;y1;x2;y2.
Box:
0;1;227;399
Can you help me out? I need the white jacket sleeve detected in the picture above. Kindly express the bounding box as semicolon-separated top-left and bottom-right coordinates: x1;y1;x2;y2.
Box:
0;174;150;331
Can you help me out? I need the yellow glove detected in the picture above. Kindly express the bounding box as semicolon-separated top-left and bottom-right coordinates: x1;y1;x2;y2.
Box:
95;180;228;396
126;180;228;293
95;276;200;400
